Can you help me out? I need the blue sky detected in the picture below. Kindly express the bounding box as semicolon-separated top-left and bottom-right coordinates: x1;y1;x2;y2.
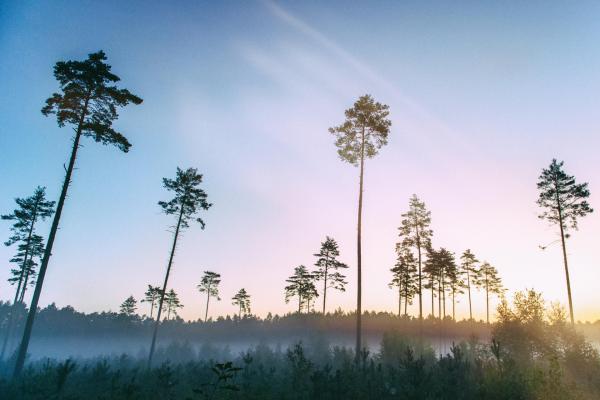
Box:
1;1;600;321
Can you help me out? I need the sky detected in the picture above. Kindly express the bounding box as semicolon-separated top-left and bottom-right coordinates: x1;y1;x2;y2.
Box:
1;0;599;322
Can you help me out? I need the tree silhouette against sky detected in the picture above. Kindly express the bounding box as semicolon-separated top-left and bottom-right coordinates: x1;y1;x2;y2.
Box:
12;51;142;377
198;271;221;322
1;186;54;361
329;94;391;358
460;249;480;321
147;167;211;367
398;195;432;322
141;285;162;318
232;288;251;318
313;236;348;314
285;265;318;314
537;159;592;325
2;187;54;307
119;296;137;317
389;244;418;317
476;262;503;324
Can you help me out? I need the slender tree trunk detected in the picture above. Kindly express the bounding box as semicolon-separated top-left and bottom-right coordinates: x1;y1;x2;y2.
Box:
298;293;302;314
404;282;408;316
322;260;328;314
431;282;435;318
416;238;422;320
14;213;37;305
485;274;489;324
556;194;575;325
442;273;446;319
147;205;185;368
452;288;456;320
437;279;441;320
466;270;473;321
150;299;155;318
398;287;402;317
355;127;365;360
13;97;90;377
205;292;210;322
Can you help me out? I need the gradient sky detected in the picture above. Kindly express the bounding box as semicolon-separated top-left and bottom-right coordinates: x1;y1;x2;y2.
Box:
1;1;599;322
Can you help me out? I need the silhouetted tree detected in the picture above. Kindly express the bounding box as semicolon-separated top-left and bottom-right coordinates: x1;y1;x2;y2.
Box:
389;244;418;316
397;195;433;321
423;247;440;318
13;51;142;377
537;159;593;325
141;285;163;318
445;258;464;320
232;288;251;318
164;289;183;320
460;249;480;321
1;187;55;360
329;94;390;357
435;248;456;320
476;262;503;324
148;167;211;367
285;266;318;314
2;187;54;305
119;296;137;317
313;236;348;314
198;271;221;322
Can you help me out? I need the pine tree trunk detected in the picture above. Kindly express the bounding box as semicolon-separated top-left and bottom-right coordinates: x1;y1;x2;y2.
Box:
14;211;38;306
322;258;328;314
205;292;210;322
431;283;435;319
442;273;446;319
147;205;185;368
486;275;489;324
355;127;365;361
13;96;90;377
404;283;409;316
467;270;473;321
557;197;575;325
417;237;422;320
452;289;455;320
398;287;402;317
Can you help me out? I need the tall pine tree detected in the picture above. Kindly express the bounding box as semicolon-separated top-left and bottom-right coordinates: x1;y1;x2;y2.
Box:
329;95;391;357
537;159;593;325
148;167;211;367
13;51;142;377
397;195;433;321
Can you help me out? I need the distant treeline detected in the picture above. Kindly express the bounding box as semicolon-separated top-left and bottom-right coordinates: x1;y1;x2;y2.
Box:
0;301;496;342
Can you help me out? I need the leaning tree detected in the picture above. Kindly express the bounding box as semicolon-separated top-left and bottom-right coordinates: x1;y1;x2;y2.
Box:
13;51;142;377
198;271;221;322
328;94;391;357
313;236;348;314
537;159;592;325
147;167;211;367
